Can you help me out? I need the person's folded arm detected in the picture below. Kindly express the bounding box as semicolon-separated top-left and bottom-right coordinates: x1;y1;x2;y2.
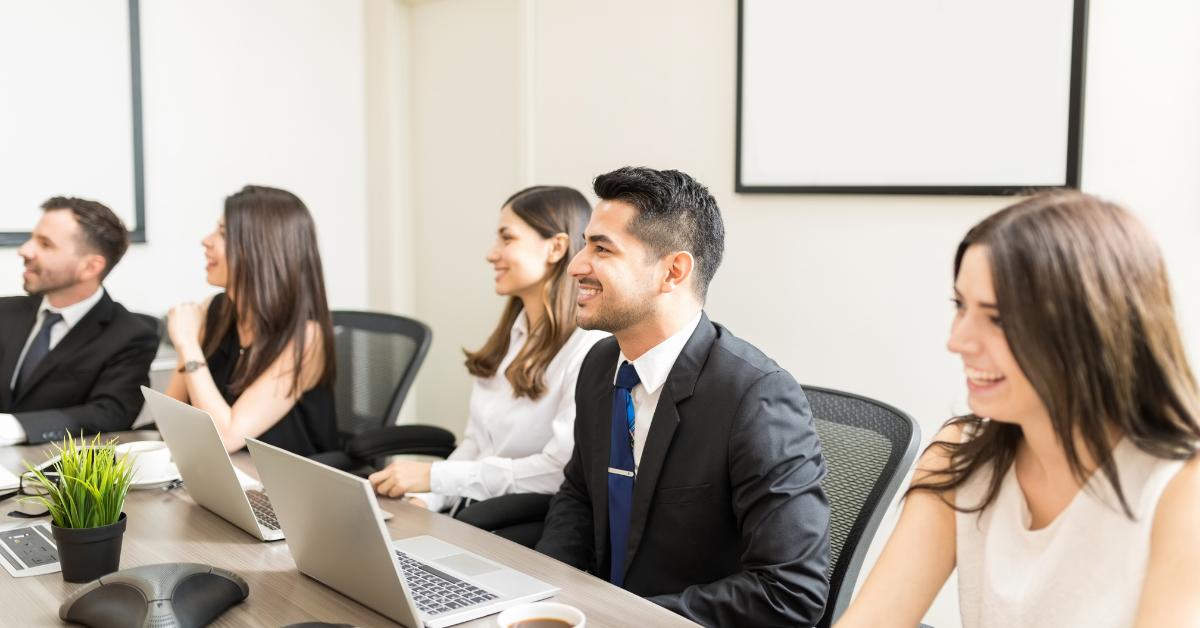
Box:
1133;455;1200;628
409;416;480;505
13;329;159;444
833;424;961;628
646;371;830;628
176;321;325;453
165;295;213;405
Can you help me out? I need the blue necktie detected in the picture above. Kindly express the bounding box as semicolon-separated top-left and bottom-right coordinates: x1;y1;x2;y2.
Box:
608;361;639;586
15;312;63;395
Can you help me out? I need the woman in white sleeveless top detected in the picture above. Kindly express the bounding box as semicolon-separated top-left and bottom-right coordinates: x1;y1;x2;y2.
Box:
836;192;1200;628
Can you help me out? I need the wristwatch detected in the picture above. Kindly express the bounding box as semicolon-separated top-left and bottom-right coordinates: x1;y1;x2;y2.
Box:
177;360;207;374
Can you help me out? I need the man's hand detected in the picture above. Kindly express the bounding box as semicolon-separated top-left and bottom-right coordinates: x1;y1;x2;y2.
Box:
405;496;429;509
368;460;433;498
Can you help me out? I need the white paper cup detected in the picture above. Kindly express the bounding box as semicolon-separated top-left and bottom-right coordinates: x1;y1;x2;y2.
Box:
496;602;586;628
114;441;174;485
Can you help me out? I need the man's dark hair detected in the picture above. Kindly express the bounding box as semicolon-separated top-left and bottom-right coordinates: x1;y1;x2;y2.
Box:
593;166;725;301
41;197;131;280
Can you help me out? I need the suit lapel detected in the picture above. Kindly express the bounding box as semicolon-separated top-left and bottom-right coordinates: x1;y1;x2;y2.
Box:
591;351;619;570
13;293;114;404
0;297;40;406
623;313;717;570
623;385;680;569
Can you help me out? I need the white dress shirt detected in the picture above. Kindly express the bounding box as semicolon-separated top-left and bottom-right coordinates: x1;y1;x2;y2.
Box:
0;287;106;446
413;311;608;513
616;311;703;473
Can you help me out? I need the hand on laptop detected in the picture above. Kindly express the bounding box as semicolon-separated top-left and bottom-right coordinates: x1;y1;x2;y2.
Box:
368;460;432;498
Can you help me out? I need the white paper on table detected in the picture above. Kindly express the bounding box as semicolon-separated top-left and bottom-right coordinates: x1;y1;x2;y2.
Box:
0;520;60;578
0;466;18;491
233;465;263;491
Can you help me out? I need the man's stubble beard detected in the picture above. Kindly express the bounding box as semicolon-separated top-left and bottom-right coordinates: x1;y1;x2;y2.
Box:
23;263;79;297
576;289;658;334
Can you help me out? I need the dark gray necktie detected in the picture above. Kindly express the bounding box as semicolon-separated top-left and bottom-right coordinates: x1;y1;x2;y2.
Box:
15;312;63;395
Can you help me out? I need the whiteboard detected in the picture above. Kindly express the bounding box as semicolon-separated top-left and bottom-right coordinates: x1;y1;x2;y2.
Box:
0;0;143;242
736;0;1086;194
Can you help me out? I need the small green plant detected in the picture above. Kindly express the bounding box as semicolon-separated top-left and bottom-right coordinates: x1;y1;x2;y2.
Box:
21;433;136;529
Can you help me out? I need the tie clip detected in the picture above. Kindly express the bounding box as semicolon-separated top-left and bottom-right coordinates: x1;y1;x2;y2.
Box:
607;467;634;477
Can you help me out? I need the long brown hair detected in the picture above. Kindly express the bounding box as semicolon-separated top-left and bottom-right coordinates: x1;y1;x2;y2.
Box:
464;186;591;400
202;185;337;396
911;191;1200;515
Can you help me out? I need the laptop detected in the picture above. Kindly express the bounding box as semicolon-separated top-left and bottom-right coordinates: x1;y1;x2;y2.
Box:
140;386;287;541
245;437;559;628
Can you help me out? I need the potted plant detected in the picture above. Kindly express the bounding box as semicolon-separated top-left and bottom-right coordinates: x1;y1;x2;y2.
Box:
22;432;136;583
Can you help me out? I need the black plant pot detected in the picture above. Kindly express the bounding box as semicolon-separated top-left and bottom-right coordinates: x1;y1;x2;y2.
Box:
52;512;127;583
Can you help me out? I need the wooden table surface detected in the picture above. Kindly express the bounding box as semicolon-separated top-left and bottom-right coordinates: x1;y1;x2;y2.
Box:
1;433;699;628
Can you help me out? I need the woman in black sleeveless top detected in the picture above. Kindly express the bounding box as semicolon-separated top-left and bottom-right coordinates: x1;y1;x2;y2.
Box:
164;186;338;456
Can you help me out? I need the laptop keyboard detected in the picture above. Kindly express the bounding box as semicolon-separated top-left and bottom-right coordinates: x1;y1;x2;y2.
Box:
245;489;280;530
395;551;498;615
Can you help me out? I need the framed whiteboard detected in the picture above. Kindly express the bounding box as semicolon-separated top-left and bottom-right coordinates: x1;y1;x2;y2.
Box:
736;0;1088;195
0;0;145;245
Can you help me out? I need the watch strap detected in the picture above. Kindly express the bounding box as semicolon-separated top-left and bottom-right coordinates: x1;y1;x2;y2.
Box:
177;360;207;374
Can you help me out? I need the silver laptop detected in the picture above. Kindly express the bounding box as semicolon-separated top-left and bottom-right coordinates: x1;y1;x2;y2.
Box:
245;437;559;628
140;387;286;541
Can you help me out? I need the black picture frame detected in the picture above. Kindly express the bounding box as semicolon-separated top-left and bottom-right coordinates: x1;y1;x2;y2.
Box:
0;0;145;246
735;0;1090;196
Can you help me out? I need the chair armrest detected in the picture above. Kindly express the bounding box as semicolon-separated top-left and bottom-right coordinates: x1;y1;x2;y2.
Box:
308;450;371;475
453;493;553;531
345;424;456;460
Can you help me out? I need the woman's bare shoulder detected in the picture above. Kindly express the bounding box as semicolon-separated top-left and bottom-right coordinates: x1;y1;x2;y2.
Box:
1156;454;1200;525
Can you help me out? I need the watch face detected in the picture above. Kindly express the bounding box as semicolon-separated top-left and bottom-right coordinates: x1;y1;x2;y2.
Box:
186;361;199;373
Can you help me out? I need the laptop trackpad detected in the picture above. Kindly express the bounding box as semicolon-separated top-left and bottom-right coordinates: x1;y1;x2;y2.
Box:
434;553;502;577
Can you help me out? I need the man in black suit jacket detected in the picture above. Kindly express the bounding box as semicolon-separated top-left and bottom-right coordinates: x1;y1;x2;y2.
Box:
536;168;830;627
0;197;158;445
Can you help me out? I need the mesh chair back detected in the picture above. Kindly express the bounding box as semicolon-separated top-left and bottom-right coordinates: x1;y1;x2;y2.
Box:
331;311;432;444
132;313;165;343
805;385;922;628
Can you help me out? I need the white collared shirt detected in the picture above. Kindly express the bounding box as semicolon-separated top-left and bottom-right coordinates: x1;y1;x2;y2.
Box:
414;310;609;513
615;311;703;473
1;286;106;445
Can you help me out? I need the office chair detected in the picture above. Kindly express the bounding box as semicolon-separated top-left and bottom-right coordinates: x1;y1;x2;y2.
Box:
133;312;165;343
803;385;922;628
451;493;554;548
308;311;442;475
307;311;555;548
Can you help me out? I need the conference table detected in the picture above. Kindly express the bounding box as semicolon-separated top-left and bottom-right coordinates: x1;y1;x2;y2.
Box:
0;432;700;628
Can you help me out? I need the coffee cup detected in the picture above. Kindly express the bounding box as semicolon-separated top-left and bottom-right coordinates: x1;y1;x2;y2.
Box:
114;441;174;485
496;602;586;628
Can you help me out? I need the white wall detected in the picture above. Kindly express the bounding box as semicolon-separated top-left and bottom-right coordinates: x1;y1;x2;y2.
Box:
1;0;374;315
408;0;525;430
405;1;1200;627
4;1;1197;625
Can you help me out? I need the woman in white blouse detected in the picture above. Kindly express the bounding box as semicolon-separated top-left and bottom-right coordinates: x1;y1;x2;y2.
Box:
369;186;607;516
835;192;1200;628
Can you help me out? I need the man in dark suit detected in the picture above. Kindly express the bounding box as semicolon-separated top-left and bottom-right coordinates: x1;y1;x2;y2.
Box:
0;197;158;445
535;167;830;627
